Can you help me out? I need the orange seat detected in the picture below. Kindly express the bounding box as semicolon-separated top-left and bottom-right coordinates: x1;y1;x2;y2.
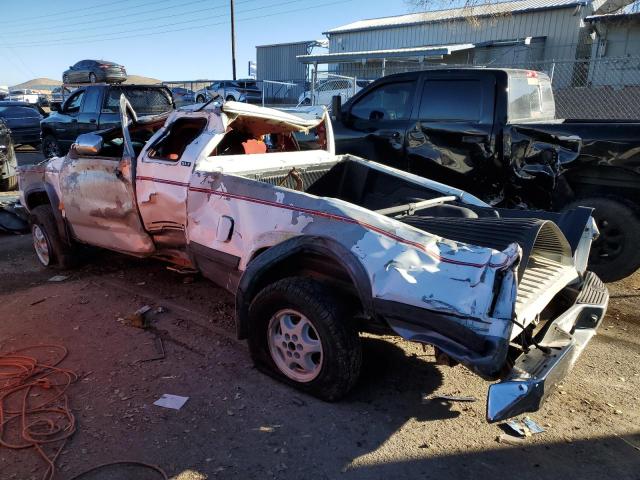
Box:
242;139;267;154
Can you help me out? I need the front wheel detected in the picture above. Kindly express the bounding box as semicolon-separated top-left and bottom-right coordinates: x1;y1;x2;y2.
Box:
42;134;61;159
226;95;235;102
30;205;76;269
566;197;640;282
248;277;361;401
196;95;206;103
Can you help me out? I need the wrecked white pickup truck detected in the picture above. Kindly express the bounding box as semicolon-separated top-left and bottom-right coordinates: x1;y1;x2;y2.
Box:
18;97;608;422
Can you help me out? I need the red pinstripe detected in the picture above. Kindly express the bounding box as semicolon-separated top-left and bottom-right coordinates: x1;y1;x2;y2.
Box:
136;175;511;269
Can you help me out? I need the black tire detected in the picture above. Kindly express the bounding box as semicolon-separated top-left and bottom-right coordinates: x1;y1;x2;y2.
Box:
30;205;76;269
42;134;61;159
248;277;362;401
565;197;640;282
62;74;69;84
226;95;235;102
196;95;206;103
0;175;18;191
89;72;97;83
301;98;311;106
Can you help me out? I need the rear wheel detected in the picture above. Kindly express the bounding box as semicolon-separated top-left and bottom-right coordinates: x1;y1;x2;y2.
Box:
196;95;206;103
226;95;235;102
89;72;97;83
30;205;76;269
248;277;362;401
565;197;640;282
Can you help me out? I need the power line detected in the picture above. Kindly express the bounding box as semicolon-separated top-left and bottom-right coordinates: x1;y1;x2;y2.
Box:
5;0;133;23
4;0;199;29
1;0;324;48
6;0;254;37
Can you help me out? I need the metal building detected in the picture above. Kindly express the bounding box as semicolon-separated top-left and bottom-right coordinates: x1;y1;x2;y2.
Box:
256;40;316;82
298;0;632;79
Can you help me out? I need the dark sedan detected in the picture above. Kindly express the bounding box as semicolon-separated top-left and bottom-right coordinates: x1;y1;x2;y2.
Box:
62;60;127;84
0;101;43;146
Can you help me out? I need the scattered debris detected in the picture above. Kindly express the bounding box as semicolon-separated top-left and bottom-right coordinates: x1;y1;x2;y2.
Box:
126;305;153;329
0;196;28;234
497;433;526;446
29;298;47;306
153;394;189;410
291;396;306;407
137;337;165;363
505;417;545;437
422;393;477;403
48;275;69;282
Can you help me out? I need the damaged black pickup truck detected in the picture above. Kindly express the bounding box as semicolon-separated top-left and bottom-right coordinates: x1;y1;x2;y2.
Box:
333;68;640;282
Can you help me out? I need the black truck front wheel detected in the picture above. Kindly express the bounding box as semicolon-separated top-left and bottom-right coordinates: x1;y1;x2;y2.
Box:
248;277;362;401
42;135;61;159
567;197;640;282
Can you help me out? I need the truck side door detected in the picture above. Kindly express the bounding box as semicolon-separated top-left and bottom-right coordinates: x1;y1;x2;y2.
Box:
58;97;155;254
406;73;496;195
333;78;417;170
136;114;209;256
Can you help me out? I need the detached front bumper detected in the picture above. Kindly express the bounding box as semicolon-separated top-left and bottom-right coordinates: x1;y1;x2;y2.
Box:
487;271;608;422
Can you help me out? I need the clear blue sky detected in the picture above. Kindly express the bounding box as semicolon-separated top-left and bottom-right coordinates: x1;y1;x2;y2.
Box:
0;0;417;86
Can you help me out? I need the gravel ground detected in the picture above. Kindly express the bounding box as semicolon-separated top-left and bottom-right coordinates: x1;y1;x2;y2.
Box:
0;230;639;480
2;148;640;478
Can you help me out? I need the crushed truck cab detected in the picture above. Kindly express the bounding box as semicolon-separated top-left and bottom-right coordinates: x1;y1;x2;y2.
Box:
18;97;608;422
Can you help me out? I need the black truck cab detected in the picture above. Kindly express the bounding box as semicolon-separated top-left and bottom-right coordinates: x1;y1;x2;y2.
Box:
333;68;640;282
41;84;174;159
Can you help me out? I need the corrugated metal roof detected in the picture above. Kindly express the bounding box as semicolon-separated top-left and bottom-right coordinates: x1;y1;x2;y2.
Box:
324;0;590;34
586;0;640;19
297;44;474;63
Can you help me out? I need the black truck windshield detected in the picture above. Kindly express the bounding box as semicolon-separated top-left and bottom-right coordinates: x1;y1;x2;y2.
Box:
507;71;555;122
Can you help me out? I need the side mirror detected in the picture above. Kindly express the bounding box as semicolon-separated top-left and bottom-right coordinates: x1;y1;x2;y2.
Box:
73;133;103;156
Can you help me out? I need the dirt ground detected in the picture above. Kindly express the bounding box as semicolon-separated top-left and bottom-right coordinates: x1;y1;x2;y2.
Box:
0;226;639;479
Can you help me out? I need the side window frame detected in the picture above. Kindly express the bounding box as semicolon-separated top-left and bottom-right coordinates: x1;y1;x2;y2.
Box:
63;89;86;114
348;80;416;122
415;73;496;125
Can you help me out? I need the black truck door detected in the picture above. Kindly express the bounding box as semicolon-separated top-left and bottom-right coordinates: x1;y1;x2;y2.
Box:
333;79;417;170
77;87;102;135
406;73;496;195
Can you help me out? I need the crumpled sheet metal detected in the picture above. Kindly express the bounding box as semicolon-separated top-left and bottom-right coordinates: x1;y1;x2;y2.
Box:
186;169;520;341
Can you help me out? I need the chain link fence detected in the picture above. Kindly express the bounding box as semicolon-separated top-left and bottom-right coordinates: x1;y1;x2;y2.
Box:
280;56;640;119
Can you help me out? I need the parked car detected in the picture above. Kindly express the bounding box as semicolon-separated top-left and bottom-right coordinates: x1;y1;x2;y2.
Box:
19;99;607;422
50;86;74;108
0;101;43;147
195;80;262;104
170;87;196;106
0;118;18;191
41;84;174;158
62;60;127;84
7;89;39;104
299;78;371;106
332;68;640;282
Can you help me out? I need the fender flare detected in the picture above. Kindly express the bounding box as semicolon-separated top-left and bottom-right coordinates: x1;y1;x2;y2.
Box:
25;183;71;245
234;235;374;339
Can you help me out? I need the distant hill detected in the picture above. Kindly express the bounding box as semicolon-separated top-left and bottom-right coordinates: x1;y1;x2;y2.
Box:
11;77;62;91
10;74;163;91
123;75;162;85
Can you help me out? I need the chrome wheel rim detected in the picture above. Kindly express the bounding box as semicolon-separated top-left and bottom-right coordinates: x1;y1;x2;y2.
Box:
32;224;51;266
267;309;323;383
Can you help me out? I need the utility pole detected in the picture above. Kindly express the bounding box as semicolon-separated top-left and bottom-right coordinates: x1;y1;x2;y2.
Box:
230;0;237;80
